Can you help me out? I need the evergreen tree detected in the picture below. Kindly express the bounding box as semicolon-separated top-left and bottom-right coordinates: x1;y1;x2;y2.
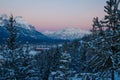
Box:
86;0;120;80
104;0;120;31
5;14;18;50
50;51;71;80
52;48;61;72
34;50;53;80
0;45;39;80
0;15;39;80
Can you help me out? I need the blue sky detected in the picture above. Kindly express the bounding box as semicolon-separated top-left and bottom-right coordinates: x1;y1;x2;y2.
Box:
0;0;108;31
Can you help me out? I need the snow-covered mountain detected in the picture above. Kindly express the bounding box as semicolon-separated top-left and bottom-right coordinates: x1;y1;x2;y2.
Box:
0;14;52;43
0;14;35;30
43;27;90;40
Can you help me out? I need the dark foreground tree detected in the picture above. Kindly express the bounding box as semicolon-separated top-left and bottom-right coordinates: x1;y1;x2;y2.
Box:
5;14;18;50
49;51;71;80
0;15;39;80
85;0;120;80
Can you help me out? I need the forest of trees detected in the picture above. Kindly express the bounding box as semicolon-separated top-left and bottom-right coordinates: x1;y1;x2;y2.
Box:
0;0;120;80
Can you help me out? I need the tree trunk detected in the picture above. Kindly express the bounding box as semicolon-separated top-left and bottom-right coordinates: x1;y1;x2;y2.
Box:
111;69;114;80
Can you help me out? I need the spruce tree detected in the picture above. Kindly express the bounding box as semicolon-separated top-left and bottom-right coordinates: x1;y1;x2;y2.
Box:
6;14;18;50
52;48;61;71
50;51;71;80
86;0;120;80
0;15;39;80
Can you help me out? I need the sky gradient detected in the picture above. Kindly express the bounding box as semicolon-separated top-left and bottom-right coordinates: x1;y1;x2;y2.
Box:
0;0;108;31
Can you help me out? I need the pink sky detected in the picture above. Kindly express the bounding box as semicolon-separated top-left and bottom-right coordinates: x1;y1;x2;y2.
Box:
0;0;106;31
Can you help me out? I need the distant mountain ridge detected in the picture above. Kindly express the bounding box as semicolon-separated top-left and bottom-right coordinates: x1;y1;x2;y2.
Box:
0;14;89;43
43;27;90;40
0;14;54;44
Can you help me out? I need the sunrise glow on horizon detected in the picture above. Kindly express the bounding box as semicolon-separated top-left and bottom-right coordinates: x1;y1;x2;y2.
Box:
0;0;107;31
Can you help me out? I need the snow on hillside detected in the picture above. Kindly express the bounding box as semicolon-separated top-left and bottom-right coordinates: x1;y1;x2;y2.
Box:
0;14;35;30
15;16;35;30
43;27;91;40
0;14;50;43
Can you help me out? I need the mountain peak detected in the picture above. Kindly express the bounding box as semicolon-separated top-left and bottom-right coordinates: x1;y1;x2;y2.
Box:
0;14;35;30
0;14;52;43
43;27;90;40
